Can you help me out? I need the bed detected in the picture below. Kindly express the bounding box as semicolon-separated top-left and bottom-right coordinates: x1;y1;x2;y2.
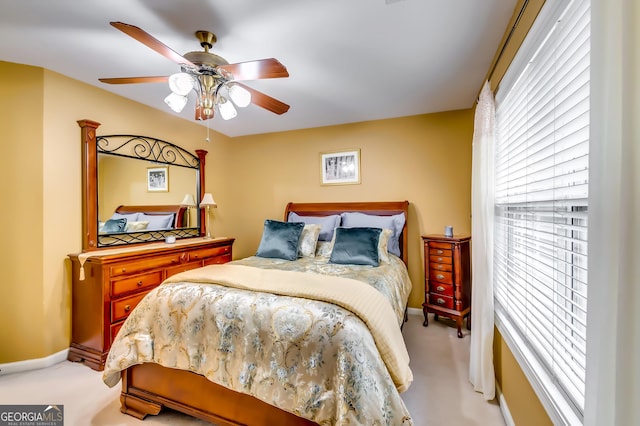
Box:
102;201;413;425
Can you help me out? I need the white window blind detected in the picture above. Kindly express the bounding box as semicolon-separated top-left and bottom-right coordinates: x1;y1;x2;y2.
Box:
494;0;589;422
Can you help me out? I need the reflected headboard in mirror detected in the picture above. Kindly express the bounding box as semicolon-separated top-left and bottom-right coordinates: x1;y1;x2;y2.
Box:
79;119;207;251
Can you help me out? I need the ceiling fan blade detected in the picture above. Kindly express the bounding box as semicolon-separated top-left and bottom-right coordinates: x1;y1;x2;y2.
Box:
110;22;195;67
236;83;290;115
195;104;214;121
99;76;169;84
218;58;289;81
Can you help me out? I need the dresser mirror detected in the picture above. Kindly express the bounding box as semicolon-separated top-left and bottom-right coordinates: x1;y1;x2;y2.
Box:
79;120;207;250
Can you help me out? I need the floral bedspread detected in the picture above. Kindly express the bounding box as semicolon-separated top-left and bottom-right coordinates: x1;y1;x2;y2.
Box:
103;250;413;425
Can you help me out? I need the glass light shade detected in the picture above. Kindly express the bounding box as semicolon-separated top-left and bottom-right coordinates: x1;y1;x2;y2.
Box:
164;92;188;113
199;193;217;208
218;97;238;120
228;84;252;108
168;72;195;96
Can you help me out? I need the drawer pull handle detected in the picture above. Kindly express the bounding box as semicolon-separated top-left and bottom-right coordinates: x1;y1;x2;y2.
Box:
437;274;445;280
437;250;443;254
124;305;131;312
137;281;143;286
437;265;443;269
437;286;445;292
121;268;126;272
193;254;199;258
437;257;443;261
437;298;445;305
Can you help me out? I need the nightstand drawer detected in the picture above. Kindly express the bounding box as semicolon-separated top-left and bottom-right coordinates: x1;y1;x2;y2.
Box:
111;293;147;323
431;262;452;272
188;245;232;262
431;282;454;297
429;293;454;309
430;269;453;284
429;247;452;257
429;254;452;264
111;271;163;297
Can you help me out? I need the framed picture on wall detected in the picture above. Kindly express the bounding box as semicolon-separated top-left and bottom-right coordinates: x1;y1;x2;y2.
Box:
320;149;361;185
147;166;169;192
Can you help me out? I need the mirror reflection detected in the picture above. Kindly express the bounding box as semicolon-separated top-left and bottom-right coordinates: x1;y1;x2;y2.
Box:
98;153;199;233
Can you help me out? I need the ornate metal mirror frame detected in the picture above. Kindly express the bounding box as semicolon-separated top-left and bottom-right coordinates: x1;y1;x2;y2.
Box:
78;119;207;251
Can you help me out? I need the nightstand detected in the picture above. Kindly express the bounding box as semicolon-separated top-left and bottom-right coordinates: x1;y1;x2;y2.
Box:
421;235;471;338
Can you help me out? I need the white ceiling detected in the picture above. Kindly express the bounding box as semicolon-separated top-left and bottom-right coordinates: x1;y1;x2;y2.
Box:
0;0;516;137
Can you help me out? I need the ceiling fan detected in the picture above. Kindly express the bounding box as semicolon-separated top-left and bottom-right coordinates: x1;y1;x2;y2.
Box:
99;22;290;121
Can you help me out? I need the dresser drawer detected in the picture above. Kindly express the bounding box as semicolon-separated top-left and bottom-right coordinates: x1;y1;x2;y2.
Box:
429;293;454;309
111;271;163;297
111;293;147;323
188;245;232;262
110;321;125;343
429;247;452;257
165;261;203;278
431;282;454;297
430;269;453;284
203;253;232;266
110;253;186;276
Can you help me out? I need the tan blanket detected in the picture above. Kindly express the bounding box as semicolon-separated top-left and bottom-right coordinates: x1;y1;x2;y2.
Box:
164;263;413;392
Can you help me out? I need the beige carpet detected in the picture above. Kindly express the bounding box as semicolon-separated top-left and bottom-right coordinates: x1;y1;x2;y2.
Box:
0;313;504;425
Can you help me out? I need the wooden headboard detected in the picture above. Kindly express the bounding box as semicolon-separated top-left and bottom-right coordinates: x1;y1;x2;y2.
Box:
115;205;187;228
284;201;410;265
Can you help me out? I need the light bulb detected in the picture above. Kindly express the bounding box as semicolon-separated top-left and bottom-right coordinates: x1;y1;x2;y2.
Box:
168;73;194;96
218;97;237;120
164;92;188;113
228;84;252;108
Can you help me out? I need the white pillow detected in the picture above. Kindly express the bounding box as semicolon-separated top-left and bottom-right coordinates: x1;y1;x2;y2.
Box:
298;224;322;258
125;221;149;232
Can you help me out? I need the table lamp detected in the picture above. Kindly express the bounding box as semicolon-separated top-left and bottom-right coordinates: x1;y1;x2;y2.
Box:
199;193;217;238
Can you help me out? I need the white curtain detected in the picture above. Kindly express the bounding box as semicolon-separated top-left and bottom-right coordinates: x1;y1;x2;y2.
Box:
584;0;640;424
469;80;496;400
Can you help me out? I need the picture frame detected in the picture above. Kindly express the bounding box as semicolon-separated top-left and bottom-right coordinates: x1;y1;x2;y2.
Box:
147;166;169;192
320;149;361;185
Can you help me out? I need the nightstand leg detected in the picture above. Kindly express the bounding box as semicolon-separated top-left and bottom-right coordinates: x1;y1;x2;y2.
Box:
457;318;463;338
422;306;429;327
467;313;471;330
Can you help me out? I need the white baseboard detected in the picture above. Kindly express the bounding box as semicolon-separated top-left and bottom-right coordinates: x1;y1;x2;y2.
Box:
496;383;515;426
0;349;69;376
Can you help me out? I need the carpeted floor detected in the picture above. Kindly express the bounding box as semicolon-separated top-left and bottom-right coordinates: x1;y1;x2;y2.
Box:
0;312;505;425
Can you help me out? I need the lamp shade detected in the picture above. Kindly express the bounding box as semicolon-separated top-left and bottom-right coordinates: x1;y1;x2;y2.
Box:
180;194;195;206
200;193;217;208
218;97;238;120
164;92;188;113
228;84;252;108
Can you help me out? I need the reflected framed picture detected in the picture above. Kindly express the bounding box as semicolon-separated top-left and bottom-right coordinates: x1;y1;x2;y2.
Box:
320;149;361;185
147;166;169;192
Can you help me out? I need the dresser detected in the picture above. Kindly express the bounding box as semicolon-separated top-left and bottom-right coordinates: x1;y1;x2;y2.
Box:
67;237;234;370
421;235;471;338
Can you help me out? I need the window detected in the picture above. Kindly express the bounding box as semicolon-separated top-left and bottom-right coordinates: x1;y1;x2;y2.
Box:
493;0;589;424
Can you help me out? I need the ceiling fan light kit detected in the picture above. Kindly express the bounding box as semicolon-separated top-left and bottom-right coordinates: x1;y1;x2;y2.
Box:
100;22;290;121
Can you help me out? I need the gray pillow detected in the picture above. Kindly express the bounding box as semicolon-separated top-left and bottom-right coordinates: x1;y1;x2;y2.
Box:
340;212;405;257
102;218;127;233
139;213;174;230
256;220;305;261
110;212;140;222
329;227;382;266
287;212;341;241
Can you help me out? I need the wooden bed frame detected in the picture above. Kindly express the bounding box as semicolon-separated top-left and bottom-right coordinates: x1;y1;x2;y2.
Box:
118;201;410;425
115;204;188;229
